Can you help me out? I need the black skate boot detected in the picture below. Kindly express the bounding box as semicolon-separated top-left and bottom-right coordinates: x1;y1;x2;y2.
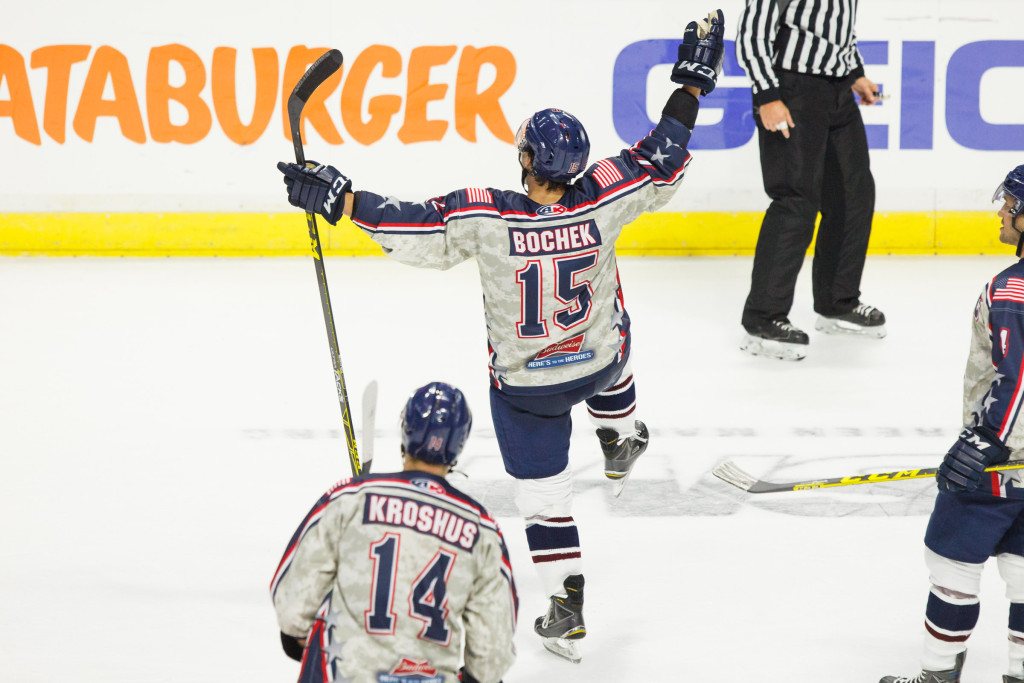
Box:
879;650;965;683
815;302;887;338
740;318;809;361
598;421;649;497
535;574;585;663
1006;676;1024;683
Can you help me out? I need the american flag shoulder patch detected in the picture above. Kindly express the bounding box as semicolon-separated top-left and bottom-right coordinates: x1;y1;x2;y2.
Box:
992;277;1024;303
593;159;624;189
465;187;494;205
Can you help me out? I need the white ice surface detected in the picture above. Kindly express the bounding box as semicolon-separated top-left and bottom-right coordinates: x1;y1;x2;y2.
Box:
0;254;1016;682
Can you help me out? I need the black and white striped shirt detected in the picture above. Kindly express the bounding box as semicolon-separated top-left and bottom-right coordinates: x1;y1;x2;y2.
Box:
736;0;866;105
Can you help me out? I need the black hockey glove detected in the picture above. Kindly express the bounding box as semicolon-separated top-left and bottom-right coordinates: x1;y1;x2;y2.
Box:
671;9;725;95
280;632;304;662
277;161;352;226
937;425;1010;492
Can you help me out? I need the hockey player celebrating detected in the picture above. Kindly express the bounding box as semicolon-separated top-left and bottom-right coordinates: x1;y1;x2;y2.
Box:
270;382;517;683
880;165;1024;683
275;9;724;663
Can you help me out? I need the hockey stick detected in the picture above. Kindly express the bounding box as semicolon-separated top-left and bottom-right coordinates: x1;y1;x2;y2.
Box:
361;380;378;474
286;49;363;477
713;459;1024;494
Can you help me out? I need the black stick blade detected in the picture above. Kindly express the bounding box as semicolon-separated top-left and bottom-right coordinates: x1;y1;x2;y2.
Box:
291;49;343;105
287;49;343;163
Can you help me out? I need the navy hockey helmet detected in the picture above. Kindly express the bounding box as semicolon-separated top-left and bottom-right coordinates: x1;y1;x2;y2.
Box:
994;164;1024;217
515;108;590;183
400;382;472;467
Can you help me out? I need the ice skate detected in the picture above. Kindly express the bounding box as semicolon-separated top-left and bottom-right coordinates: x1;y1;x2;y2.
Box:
815;302;887;338
879;650;965;683
535;575;585;663
598;421;649;497
740;318;809;361
1006;675;1024;683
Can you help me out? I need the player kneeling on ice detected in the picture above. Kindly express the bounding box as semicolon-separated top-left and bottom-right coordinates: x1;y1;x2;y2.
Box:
270;383;517;683
275;9;724;663
880;165;1024;683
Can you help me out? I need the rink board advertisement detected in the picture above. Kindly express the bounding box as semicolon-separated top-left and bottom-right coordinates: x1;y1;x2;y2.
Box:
1;0;1022;255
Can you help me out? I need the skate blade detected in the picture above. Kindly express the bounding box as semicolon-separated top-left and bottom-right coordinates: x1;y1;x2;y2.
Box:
606;469;632;497
542;636;582;663
602;464;634;497
740;335;807;361
814;316;886;339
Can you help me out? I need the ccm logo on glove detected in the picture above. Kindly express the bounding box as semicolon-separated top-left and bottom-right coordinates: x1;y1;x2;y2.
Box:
277;161;353;226
323;175;348;216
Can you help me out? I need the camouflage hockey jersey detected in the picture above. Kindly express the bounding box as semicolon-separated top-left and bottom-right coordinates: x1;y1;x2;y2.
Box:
349;116;693;394
963;259;1024;496
271;471;517;683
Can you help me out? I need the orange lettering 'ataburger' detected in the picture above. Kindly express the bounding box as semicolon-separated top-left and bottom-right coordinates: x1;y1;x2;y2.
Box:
0;43;517;146
342;45;403;145
211;47;278;145
30;45;90;144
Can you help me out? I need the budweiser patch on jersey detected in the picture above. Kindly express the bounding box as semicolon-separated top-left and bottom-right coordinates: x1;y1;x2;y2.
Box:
527;333;594;369
378;658;443;683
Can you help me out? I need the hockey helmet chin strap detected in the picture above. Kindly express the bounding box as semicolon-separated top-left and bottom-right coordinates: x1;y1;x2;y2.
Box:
1009;204;1024;258
521;167;543;192
993;184;1024;256
1012;200;1024;257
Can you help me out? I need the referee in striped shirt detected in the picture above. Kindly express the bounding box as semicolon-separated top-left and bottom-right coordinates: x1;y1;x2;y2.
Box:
736;0;886;361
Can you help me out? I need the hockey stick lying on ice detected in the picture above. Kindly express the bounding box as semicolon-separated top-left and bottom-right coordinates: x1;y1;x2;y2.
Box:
287;49;364;477
713;459;1024;494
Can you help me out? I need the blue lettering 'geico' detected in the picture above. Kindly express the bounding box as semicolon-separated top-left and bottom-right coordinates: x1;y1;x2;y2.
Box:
508;220;602;256
611;38;1024;151
363;493;480;551
613;38;752;150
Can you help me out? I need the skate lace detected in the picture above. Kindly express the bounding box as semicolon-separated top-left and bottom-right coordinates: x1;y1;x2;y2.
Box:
889;672;949;683
886;675;929;683
853;303;877;316
773;320;798;332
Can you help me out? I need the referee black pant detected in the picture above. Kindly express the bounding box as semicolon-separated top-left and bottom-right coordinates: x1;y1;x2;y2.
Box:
741;70;875;331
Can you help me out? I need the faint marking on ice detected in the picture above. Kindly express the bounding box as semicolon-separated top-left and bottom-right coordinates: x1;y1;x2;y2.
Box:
244;429;944;517
455;475;937;519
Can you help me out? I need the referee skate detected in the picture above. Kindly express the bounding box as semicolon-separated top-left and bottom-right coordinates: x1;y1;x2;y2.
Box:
740;317;809;361
814;302;887;338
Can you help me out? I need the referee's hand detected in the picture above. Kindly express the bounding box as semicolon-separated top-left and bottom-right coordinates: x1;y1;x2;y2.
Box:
851;76;880;105
757;100;795;139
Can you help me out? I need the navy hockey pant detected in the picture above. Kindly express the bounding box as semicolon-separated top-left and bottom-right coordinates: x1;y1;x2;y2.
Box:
925;489;1024;564
489;355;630;479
